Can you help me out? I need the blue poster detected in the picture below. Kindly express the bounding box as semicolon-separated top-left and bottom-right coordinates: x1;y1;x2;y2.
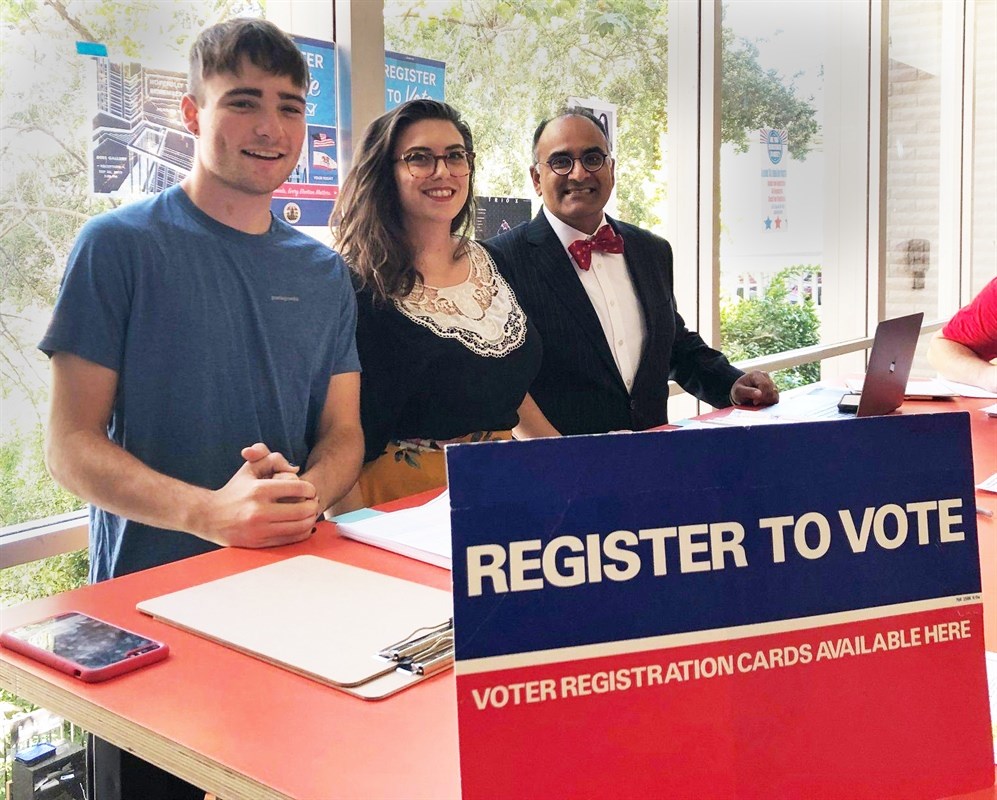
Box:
272;36;338;226
296;36;336;126
385;51;445;110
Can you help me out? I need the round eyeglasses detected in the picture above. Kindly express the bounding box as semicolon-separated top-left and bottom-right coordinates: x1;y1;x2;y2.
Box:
540;151;610;176
396;150;474;178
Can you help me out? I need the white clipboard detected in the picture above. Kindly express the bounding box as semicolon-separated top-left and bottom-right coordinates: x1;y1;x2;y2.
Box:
137;556;453;700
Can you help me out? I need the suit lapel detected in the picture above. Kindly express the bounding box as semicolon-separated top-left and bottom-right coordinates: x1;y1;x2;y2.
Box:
527;212;621;379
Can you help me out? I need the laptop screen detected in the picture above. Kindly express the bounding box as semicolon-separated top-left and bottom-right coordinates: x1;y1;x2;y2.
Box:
856;312;924;417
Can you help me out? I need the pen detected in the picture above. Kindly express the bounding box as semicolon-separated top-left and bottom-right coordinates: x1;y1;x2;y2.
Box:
977;507;994;518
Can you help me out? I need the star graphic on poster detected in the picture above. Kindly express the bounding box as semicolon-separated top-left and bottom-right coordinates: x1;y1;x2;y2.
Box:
764;217;772;229
774;217;782;229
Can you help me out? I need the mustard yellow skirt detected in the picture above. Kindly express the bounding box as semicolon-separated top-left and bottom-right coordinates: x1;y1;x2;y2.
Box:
359;431;512;507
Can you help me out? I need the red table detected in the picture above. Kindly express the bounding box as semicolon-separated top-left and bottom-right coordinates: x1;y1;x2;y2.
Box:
0;493;456;800
0;398;994;799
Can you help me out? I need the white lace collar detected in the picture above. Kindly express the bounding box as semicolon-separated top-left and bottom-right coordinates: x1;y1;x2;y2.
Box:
395;241;528;358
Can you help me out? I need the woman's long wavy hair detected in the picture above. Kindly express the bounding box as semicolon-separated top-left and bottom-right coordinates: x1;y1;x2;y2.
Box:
330;99;476;304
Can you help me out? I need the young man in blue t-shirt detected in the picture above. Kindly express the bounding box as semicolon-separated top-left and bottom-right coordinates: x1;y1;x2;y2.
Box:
39;18;363;799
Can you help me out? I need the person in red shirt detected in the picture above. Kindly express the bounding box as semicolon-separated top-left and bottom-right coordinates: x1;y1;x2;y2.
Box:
927;277;997;392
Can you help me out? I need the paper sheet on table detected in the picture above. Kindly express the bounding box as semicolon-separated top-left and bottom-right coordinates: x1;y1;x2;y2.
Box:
977;473;997;494
846;375;997;399
758;386;854;422
846;377;958;399
336;491;452;569
690;409;797;427
937;378;997;399
671;387;851;425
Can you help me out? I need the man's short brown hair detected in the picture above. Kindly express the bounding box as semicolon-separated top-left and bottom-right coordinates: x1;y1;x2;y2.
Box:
187;18;308;99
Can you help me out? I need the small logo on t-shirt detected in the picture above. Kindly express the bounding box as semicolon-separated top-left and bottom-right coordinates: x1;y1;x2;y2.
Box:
271;295;300;302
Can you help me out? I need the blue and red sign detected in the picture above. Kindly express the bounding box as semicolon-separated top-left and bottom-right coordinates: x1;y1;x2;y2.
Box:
447;413;992;799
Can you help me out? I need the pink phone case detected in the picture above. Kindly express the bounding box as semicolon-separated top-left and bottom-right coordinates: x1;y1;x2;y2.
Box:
0;611;169;682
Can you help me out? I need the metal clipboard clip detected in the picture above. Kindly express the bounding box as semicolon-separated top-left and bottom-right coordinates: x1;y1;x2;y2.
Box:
377;618;454;678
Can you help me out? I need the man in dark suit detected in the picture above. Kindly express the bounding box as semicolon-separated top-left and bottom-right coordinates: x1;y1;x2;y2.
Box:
487;109;778;437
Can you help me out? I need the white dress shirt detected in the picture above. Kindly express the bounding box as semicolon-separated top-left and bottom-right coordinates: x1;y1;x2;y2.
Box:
543;206;646;392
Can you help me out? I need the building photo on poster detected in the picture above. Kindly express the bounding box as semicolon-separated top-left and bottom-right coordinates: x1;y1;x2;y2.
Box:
89;56;190;195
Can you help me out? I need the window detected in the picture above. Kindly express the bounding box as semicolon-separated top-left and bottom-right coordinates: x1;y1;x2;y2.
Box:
383;1;671;235
717;0;839;389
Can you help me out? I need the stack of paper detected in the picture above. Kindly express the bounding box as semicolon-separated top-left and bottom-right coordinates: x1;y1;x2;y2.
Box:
978;473;997;494
845;377;954;399
846;376;997;399
674;409;797;429
940;379;997;399
335;492;453;569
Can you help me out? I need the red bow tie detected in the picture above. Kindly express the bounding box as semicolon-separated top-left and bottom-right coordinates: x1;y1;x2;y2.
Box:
567;224;625;271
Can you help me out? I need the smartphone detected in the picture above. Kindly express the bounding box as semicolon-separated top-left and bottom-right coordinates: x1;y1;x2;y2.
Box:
14;742;56;765
0;611;168;682
837;393;862;414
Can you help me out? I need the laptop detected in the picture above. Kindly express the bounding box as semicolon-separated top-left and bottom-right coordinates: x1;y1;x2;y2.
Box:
765;312;924;421
851;311;924;416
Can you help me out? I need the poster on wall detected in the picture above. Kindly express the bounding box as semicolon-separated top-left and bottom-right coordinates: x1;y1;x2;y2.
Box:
474;196;532;240
84;35;339;227
760;127;789;231
87;54;191;195
385;51;445;110
270;36;338;226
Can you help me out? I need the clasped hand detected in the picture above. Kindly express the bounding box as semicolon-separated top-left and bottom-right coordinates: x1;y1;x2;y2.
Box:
202;443;317;549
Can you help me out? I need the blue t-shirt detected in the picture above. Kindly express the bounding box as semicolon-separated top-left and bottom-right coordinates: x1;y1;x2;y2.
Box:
40;186;359;581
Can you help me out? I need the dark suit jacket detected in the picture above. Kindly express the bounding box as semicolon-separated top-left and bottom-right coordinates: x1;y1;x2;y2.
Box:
485;211;743;435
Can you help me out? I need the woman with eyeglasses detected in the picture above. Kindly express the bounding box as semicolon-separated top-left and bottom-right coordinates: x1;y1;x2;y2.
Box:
330;99;541;510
